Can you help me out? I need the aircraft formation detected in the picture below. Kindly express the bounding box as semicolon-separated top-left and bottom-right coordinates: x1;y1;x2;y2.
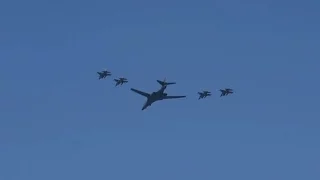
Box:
97;69;234;110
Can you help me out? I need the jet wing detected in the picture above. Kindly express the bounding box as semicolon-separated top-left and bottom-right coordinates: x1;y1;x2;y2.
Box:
131;88;150;97
163;95;186;99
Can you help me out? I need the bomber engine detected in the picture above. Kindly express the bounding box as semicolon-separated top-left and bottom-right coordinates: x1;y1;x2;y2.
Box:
163;93;167;96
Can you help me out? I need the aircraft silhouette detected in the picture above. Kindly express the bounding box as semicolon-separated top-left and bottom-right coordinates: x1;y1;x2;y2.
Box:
130;79;186;110
198;90;211;99
219;88;234;97
97;70;111;79
114;77;128;86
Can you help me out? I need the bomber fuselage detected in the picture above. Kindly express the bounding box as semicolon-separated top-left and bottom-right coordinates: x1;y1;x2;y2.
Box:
142;86;168;110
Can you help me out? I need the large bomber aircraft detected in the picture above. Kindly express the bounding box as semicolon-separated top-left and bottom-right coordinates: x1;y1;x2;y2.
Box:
114;77;128;86
130;80;186;110
97;70;111;79
198;90;211;99
219;88;234;97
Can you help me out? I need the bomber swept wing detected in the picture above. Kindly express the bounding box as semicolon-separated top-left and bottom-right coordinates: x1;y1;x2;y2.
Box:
163;95;186;99
131;88;150;97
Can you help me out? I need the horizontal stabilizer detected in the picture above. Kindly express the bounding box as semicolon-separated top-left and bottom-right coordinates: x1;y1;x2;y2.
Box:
157;80;176;86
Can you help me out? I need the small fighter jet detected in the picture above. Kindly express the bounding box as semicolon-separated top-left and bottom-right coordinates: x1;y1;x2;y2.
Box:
114;77;128;86
219;88;234;97
97;70;111;79
198;90;211;99
130;80;186;110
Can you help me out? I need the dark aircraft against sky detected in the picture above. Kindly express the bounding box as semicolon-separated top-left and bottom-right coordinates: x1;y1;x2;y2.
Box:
198;90;211;99
219;88;234;97
97;69;234;110
131;80;186;110
97;70;111;79
114;77;128;86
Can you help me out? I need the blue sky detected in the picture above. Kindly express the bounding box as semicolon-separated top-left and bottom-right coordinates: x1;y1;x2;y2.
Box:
0;0;319;179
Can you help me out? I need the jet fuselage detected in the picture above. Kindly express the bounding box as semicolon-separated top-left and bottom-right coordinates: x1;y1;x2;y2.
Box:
142;86;168;110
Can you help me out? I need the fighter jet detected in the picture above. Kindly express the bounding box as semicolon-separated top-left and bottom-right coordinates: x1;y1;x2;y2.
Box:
219;88;234;97
114;77;128;86
97;70;111;79
198;90;211;99
130;80;186;110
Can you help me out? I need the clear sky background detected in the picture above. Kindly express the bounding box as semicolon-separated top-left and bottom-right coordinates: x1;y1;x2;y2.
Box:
0;0;319;179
